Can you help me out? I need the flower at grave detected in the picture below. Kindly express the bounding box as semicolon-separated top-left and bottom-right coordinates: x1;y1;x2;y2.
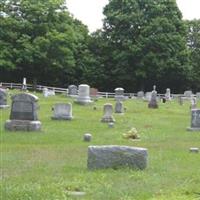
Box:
123;127;140;140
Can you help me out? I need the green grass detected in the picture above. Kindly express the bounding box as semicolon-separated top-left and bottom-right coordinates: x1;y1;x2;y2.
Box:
1;90;200;200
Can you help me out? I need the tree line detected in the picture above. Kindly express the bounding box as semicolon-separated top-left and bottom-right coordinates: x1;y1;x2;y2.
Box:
0;0;200;93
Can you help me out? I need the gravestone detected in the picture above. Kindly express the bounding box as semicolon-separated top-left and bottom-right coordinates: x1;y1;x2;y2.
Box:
83;133;92;142
187;109;200;131
42;87;55;97
68;85;77;96
21;77;27;91
190;97;197;110
75;84;93;105
137;91;144;99
0;89;9;109
52;103;73;120
165;88;171;100
178;95;183;105
148;88;158;109
115;88;125;101
5;93;41;131
144;92;152;102
101;103;115;123
184;90;193;98
115;101;124;113
87;145;148;170
196;92;200;99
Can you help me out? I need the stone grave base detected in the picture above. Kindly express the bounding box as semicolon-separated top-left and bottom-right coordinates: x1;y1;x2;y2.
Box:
5;120;41;131
74;99;93;105
0;105;9;109
101;116;115;123
87;145;148;170
51;116;73;120
187;127;200;132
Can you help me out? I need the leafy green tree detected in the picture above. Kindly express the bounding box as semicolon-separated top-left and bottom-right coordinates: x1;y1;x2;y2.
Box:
101;0;191;92
185;19;200;91
0;0;92;86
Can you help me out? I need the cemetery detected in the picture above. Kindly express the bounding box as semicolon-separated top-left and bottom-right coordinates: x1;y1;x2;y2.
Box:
0;86;200;200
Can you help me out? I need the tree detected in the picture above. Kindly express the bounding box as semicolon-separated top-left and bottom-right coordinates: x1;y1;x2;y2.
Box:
101;0;191;92
0;0;92;86
185;19;200;91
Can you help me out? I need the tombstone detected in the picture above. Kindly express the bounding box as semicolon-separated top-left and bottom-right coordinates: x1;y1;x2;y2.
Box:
165;88;171;100
115;101;124;113
90;88;98;97
148;90;158;109
87;145;148;170
137;91;144;99
5;93;41;131
189;147;199;153
52;103;73;120
184;90;193;98
43;87;49;97
75;84;93;105
196;92;200;99
83;133;92;142
48;89;55;96
114;88;125;101
190;97;197;110
178;95;183;105
187;109;200;131
144;92;152;102
21;77;27;90
68;85;78;96
0;89;9;109
101;103;115;123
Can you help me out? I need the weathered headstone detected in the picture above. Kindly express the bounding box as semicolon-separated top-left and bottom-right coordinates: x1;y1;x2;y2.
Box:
148;90;158;109
187;109;200;131
115;88;125;101
144;92;152;102
42;87;55;97
0;89;9;109
52;103;73;120
196;92;200;99
184;90;193;98
83;133;92;142
190;97;197;110
75;84;93;105
5;93;41;131
21;77;27;91
87;145;148;170
137;91;144;99
165;88;171;100
68;85;78;96
101;103;115;123
115;101;124;113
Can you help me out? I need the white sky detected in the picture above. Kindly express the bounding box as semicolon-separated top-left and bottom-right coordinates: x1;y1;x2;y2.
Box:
66;0;200;32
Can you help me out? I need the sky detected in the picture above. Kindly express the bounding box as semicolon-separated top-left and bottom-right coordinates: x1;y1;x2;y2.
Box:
66;0;200;32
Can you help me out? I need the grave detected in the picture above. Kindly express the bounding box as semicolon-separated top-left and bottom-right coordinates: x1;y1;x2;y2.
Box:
68;85;78;96
137;91;144;99
115;101;124;113
5;93;41;131
87;145;148;170
101;103;115;123
144;92;152;102
0;89;9;109
21;77;27;91
75;84;93;105
115;88;125;101
165;88;171;100
52;103;73;120
184;90;193;99
187;109;200;131
42;87;55;97
148;86;158;108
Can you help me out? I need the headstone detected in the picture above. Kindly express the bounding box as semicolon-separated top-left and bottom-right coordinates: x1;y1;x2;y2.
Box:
90;88;98;97
5;93;41;131
101;103;115;123
178;95;183;105
115;101;124;113
68;85;78;96
87;145;148;170
196;92;200;99
190;97;197;109
148;90;158;109
115;88;125;101
165;88;171;100
189;147;199;153
187;109;200;131
21;77;27;90
137;91;144;99
52;103;73;120
75;84;93;105
83;133;92;142
184;90;193;98
0;89;9;109
144;92;152;102
43;87;49;97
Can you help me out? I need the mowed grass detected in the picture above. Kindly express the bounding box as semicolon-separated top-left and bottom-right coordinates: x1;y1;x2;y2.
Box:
0;90;200;200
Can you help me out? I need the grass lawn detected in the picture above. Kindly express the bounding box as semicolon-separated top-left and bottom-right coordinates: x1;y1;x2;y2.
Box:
1;90;200;200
